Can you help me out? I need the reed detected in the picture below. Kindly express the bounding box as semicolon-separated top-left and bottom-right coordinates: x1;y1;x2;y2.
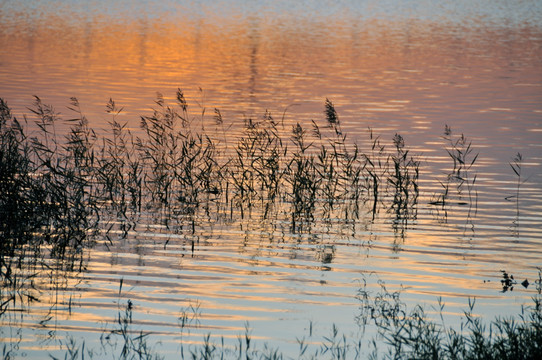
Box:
1;96;97;266
363;128;387;221
507;152;524;235
388;133;419;235
2;93;540;360
230;112;286;219
1;94;489;261
98;98;142;218
27;97;92;260
286;122;320;231
441;124;478;206
430;125;479;229
48;275;542;359
136;91;226;231
318;99;344;216
0;98;37;261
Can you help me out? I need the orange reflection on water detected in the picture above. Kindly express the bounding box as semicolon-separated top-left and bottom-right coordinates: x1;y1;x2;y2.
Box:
1;8;542;357
1;13;540;144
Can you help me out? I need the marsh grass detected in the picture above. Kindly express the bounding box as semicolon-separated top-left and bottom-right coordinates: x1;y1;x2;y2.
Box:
1;93;471;257
98;98;142;222
28;96;99;261
429;125;479;229
48;299;164;360
357;275;542;360
1;96;96;271
312;101;368;222
363;128;387;222
388;133;419;237
231;112;285;219
1;93;536;359
0;94;522;303
441;124;478;204
506;152;526;237
48;273;542;360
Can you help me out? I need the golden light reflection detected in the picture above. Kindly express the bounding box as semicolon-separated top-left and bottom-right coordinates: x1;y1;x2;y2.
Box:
1;12;540;145
1;6;542;357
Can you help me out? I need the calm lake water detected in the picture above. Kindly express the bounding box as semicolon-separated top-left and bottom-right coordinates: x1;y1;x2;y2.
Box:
1;0;542;358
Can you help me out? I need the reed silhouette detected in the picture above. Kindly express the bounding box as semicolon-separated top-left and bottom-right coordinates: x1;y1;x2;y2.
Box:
1;93;540;360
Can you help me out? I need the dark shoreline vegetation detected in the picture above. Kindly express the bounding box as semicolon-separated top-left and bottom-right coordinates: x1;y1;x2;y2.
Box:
0;92;539;359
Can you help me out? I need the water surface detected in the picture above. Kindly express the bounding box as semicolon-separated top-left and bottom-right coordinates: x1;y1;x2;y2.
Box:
1;0;542;358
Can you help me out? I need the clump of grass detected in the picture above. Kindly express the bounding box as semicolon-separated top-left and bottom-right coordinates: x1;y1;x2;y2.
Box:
0;95;483;243
49;275;542;360
442;124;478;199
136;90;225;231
28;96;99;263
0;93;501;267
137;92;184;208
0;98;38;261
313;100;366;221
97;98;142;224
442;124;478;207
388;133;419;233
1;93;492;268
357;275;542;360
1;96;97;268
363;127;387;221
430;125;479;229
230;112;285;219
506;152;525;236
286;122;320;231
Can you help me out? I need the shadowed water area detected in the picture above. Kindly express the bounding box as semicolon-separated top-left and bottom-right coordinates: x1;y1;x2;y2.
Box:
1;1;542;358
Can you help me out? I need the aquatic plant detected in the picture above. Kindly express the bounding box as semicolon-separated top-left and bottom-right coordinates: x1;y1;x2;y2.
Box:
441;124;478;206
506;152;525;236
48;275;542;360
1;93;493;265
430;125;479;230
313;103;365;221
0;98;38;261
97;98;142;219
286;122;320;231
1;96;97;264
363;128;387;221
388;133;419;231
230;112;286;219
2;92;541;360
356;276;542;360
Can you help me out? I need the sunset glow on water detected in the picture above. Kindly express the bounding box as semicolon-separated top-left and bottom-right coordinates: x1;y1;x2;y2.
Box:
1;1;542;358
